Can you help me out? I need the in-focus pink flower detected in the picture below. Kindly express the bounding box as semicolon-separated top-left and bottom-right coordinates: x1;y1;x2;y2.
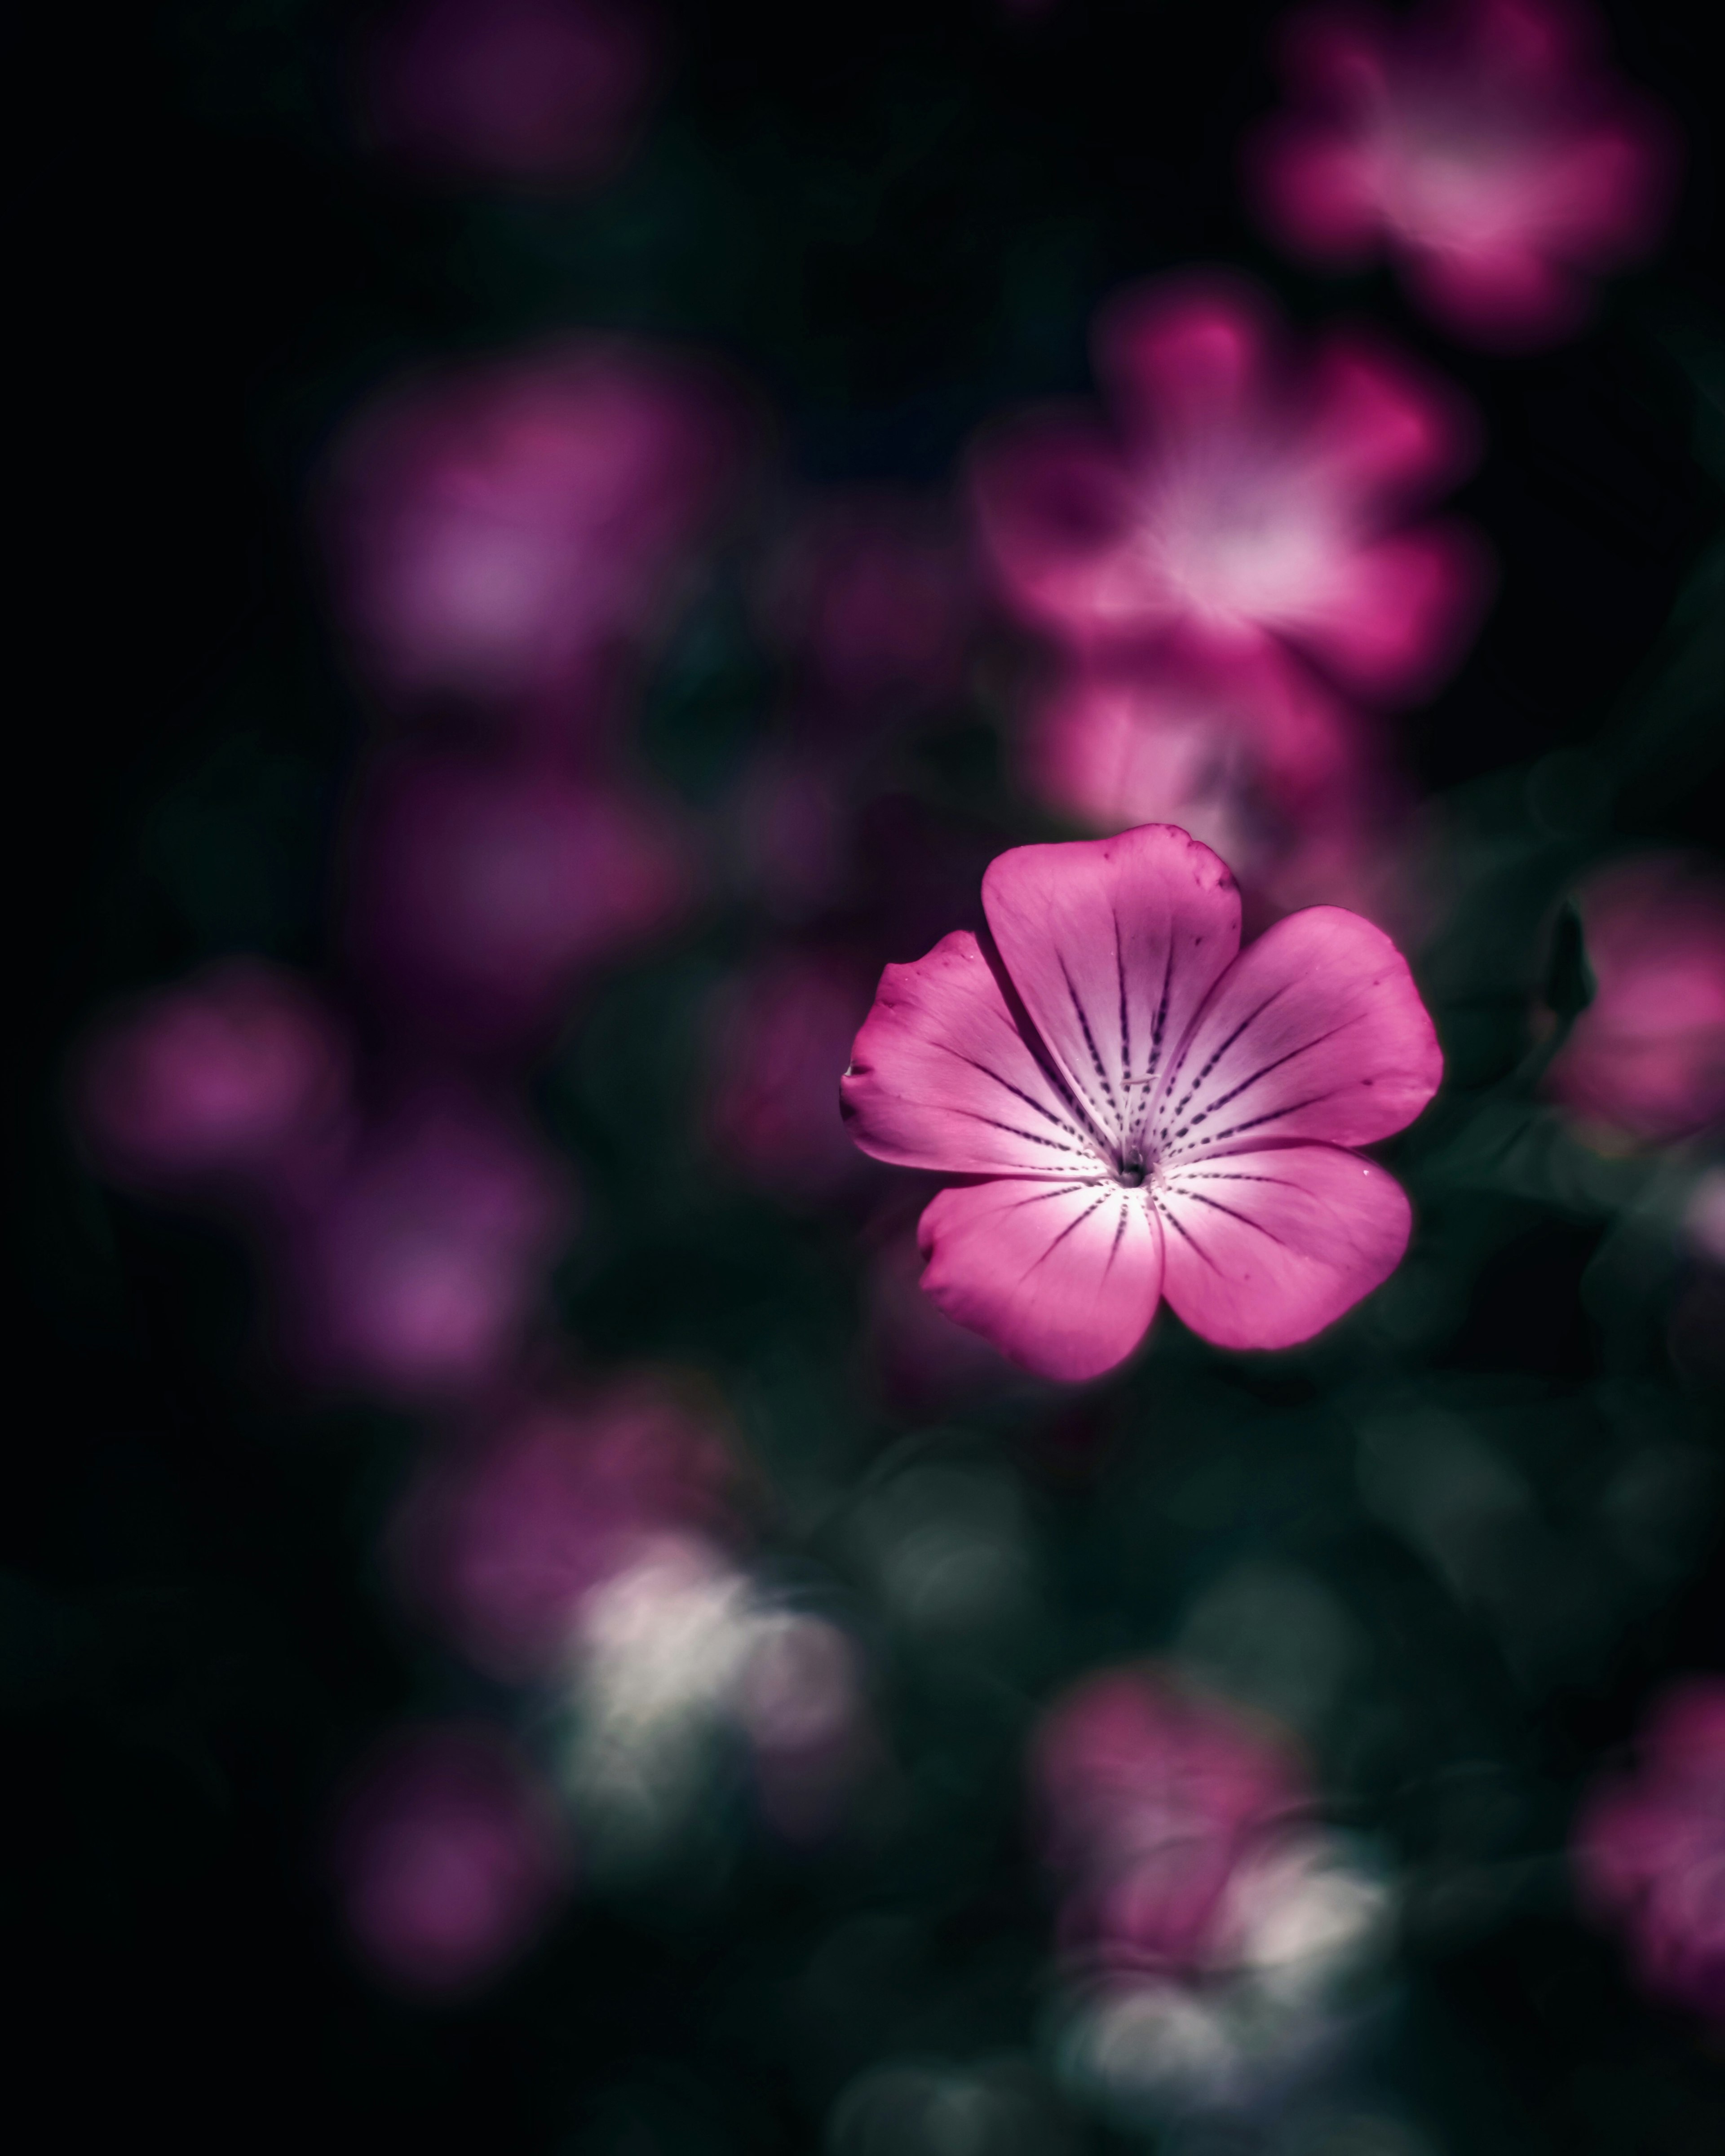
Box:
1021;649;1408;930
757;490;977;717
1574;1679;1725;2024
1546;855;1725;1147
841;824;1442;1381
72;961;350;1199
1032;1667;1309;1977
704;950;879;1201
358;0;663;190
322;343;738;717
344;751;690;1049
392;1374;734;1680
1249;0;1678;349
278;1089;574;1402
971;275;1485;705
331;1724;570;1995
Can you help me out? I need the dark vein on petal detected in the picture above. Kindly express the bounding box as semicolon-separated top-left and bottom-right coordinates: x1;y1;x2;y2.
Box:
1171;1021;1353;1139
1023;1194;1107;1280
1163;985;1292;1125
1058;956;1120;1130
1170;1187;1296;1249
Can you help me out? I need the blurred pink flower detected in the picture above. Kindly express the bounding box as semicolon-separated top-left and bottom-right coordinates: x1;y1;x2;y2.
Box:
331;1724;570;1995
322;343;739;716
757;490;977;717
1021;649;1410;930
1249;0;1677;348
1546;855;1725;1147
841;824;1442;1381
704;950;879;1200
1032;1667;1309;1977
278;1089;574;1402
345;751;690;1050
1574;1679;1725;2024
73;961;350;1200
971;274;1485;704
392;1374;734;1680
358;0;663;190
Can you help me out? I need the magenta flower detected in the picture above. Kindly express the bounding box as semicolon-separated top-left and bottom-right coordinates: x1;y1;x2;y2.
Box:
72;961;350;1201
322;342;738;719
1249;0;1678;349
970;275;1485;705
331;1725;570;1995
391;1374;734;1680
277;1088;574;1402
840;824;1442;1381
344;750;690;1050
1032;1667;1309;1977
1546;855;1725;1147
1021;649;1408;932
358;0;662;191
1574;1679;1725;2025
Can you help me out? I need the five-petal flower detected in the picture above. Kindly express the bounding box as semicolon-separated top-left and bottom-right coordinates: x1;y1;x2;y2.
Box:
840;824;1441;1381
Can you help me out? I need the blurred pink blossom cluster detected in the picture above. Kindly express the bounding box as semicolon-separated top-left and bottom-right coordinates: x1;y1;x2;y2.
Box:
1546;855;1725;1149
1031;1667;1390;2114
356;0;665;192
1574;1679;1725;2025
972;272;1488;935
1249;0;1676;349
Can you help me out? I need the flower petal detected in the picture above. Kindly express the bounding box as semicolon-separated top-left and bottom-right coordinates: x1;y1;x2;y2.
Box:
1146;905;1440;1162
918;1177;1164;1382
968;415;1154;645
982;826;1242;1155
841;930;1104;1178
1157;1143;1411;1349
1272;523;1489;702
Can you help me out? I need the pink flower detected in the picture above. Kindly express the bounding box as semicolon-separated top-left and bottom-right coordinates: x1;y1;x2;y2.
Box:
344;751;690;1050
704;950;879;1201
357;0;662;191
970;275;1485;705
1032;1667;1309;1977
840;823;1442;1381
1249;0;1678;349
277;1089;574;1402
1020;649;1407;930
1574;1679;1725;2024
331;1724;570;1995
1546;855;1725;1147
391;1374;734;1679
322;343;739;717
72;961;350;1200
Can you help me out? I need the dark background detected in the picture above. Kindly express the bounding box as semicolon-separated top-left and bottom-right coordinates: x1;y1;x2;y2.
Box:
9;2;1722;2147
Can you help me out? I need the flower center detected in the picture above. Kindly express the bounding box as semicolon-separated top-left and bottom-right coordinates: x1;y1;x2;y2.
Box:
1116;1152;1150;1188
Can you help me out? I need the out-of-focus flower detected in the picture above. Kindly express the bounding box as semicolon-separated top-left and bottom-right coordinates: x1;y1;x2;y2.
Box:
1249;0;1677;349
1032;1667;1309;1974
970;275;1485;704
704;949;878;1201
277;1088;573;1402
72;961;350;1201
392;1374;736;1681
1545;855;1725;1147
560;1535;867;1860
841;824;1442;1381
1574;1678;1725;2024
1034;1669;1390;2120
330;1723;570;1995
358;0;663;191
322;343;739;717
1021;650;1408;929
757;490;977;719
344;751;690;1050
